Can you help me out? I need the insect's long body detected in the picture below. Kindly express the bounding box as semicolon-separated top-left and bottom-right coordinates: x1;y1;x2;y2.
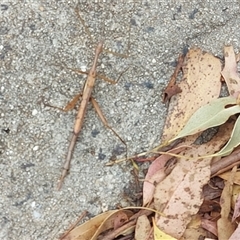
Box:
57;42;103;190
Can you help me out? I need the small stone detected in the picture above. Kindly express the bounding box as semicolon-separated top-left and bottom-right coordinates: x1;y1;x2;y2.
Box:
33;146;39;151
32;109;38;116
80;65;87;72
33;210;41;219
31;201;36;208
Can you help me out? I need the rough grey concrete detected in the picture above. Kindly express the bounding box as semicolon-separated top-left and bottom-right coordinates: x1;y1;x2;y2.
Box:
1;1;240;239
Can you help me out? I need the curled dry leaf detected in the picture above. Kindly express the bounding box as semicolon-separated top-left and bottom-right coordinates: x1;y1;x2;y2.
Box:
61;210;115;240
161;48;222;142
221;46;240;97
163;54;183;103
62;209;133;240
91;209;133;240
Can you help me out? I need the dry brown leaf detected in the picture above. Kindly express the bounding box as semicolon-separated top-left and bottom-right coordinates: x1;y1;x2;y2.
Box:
135;215;152;240
161;48;222;142
103;209;153;240
163;54;184;103
163;85;182;104
232;192;240;222
113;211;130;230
153;121;233;239
91;210;133;240
221;46;240;97
217;166;237;240
61;210;115;240
219;171;240;186
62;209;133;240
181;228;208;240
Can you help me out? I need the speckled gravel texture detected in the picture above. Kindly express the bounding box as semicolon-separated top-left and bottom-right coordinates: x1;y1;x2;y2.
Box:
1;1;240;239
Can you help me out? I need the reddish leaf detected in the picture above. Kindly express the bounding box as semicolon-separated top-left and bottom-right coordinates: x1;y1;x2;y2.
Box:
143;146;187;206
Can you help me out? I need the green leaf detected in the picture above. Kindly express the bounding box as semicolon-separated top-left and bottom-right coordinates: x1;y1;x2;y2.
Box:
213;116;240;157
170;96;240;142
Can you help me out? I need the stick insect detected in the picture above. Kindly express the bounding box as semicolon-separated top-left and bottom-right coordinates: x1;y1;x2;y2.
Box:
55;41;126;190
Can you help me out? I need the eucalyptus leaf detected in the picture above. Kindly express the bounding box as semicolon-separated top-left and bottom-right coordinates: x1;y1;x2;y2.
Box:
213;116;240;157
170;96;239;142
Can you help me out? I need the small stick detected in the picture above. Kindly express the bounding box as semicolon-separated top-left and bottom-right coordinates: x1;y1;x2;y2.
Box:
57;42;103;190
211;149;240;177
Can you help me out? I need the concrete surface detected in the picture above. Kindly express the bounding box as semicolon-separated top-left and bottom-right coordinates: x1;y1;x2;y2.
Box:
1;0;240;239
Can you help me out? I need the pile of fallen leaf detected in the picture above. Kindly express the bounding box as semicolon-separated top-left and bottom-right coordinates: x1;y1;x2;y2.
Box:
59;46;240;240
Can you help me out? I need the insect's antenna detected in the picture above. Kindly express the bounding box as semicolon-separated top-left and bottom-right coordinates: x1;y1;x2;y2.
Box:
74;4;94;43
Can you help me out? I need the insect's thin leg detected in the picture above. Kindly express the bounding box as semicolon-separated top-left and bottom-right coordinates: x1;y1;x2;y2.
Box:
75;4;131;59
63;93;82;112
66;67;89;76
97;66;130;85
74;5;93;42
42;93;82;112
90;97;127;155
